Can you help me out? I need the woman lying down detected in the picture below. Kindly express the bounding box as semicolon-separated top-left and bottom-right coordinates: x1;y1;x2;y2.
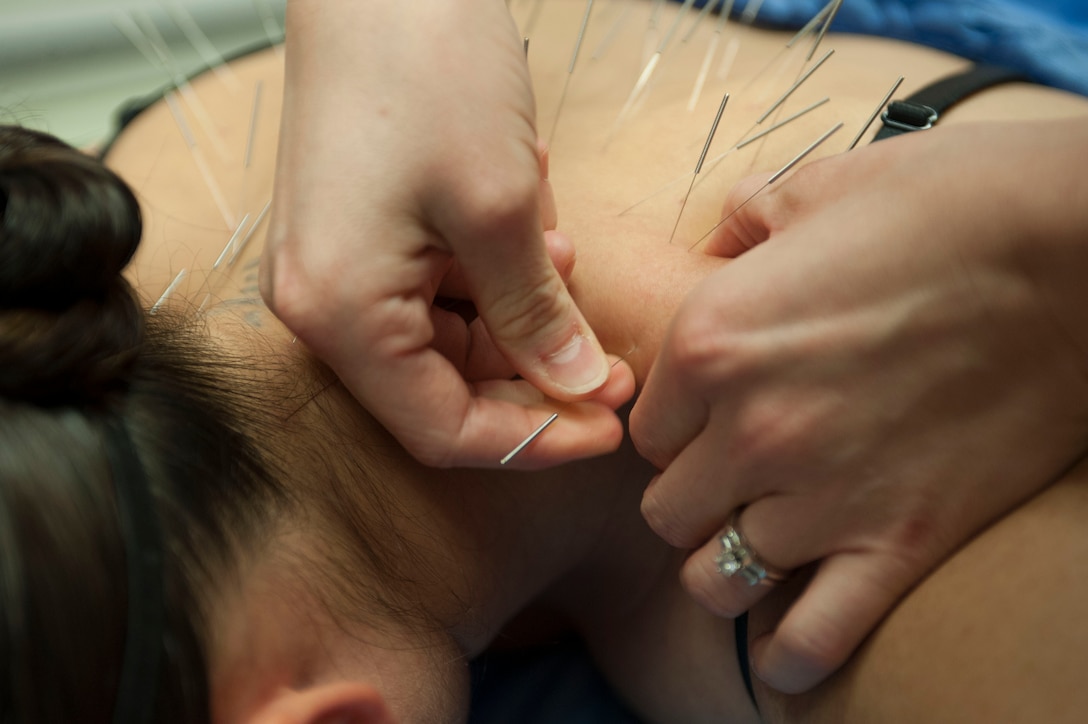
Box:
4;3;1088;722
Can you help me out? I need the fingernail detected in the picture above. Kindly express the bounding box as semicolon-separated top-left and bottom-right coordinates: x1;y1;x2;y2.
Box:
543;333;609;395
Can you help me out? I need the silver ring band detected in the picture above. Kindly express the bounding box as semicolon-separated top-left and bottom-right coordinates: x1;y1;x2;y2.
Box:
714;511;789;587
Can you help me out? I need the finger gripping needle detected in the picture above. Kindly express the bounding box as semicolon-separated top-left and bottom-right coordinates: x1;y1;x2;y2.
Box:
497;353;634;466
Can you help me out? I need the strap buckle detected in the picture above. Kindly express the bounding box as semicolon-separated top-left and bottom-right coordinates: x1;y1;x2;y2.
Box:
880;100;939;133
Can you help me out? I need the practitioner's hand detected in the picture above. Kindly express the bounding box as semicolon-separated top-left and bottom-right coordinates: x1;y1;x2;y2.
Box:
262;0;628;468
631;120;1088;692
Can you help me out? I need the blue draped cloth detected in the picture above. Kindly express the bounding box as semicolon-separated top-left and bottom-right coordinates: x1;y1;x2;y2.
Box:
729;0;1088;96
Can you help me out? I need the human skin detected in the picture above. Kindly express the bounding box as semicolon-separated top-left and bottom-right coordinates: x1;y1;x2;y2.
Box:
635;118;1088;694
259;0;620;470
103;1;1088;721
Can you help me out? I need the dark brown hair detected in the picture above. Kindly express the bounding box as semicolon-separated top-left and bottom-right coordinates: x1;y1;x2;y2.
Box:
0;126;287;723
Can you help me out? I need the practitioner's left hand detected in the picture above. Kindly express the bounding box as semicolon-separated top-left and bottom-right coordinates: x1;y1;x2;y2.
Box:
630;120;1088;693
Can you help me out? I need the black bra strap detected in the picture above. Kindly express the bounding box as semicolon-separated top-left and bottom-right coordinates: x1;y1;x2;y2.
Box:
736;613;757;711
874;64;1028;142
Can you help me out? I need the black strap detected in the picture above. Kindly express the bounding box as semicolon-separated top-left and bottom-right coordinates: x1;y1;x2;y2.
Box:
736;613;757;711
874;64;1028;142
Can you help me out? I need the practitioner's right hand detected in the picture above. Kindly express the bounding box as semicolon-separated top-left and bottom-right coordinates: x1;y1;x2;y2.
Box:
261;0;632;469
632;119;1088;693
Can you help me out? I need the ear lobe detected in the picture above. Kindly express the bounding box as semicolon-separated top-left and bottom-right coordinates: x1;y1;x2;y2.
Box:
248;682;396;724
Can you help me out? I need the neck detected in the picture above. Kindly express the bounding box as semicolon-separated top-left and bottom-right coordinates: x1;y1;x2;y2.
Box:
292;373;660;654
202;267;676;721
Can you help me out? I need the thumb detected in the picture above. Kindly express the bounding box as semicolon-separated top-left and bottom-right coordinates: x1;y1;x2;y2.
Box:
751;552;915;694
451;192;610;399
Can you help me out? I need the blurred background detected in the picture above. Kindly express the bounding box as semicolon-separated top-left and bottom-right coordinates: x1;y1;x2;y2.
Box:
0;0;285;147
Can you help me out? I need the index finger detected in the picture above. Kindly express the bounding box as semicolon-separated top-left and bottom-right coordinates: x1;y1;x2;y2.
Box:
334;292;632;467
629;277;731;469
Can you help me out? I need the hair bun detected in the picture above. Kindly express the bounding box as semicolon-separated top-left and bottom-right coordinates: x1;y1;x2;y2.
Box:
0;127;142;307
0;126;145;404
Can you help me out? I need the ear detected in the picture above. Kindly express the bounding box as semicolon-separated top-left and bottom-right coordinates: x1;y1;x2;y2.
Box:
248;682;397;724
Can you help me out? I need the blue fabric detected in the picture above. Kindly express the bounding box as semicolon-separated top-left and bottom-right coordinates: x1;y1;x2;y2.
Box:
725;0;1088;96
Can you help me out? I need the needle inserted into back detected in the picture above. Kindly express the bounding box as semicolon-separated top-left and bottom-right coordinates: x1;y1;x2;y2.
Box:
245;81;263;169
151;269;187;315
164;93;235;229
547;0;596;147
689;121;844;250
619;95;827;217
608;0;699;142
669;92;730;244
688;0;733;111
847;76;904;150
806;0;843;61
756;48;834;125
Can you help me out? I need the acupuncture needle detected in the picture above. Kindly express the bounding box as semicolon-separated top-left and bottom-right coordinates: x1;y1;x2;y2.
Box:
618;95;827;216
736;97;830;148
591;1;632;60
668;92;730;244
245;81;263;169
688;0;733;111
151;269;187;315
608;0;699;143
806;0;843;61
500;414;559;466
164;0;241;92
164;93;236;229
847;76;904;150
709;46;834;172
642;0;668;68
739;0;767;25
682;0;722;44
689;121;844;251
727;47;836;173
688;95;831;192
499;352;635;466
252;0;285;55
755;49;835;125
127;11;232;161
547;0;596;147
229;200;273;265
199;215;253;311
729;0;833;101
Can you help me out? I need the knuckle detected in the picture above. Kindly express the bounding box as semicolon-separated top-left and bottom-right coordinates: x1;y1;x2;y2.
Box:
640;490;698;548
410;439;456;469
629;419;668;469
776;620;850;683
731;402;791;462
486;271;571;345
666;304;741;379
260;238;327;335
398;416;465;470
458;170;538;237
881;501;949;572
